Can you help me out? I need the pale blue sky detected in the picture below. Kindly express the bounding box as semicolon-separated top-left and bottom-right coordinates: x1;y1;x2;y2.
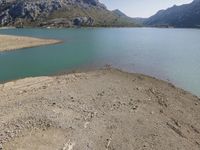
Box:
100;0;193;18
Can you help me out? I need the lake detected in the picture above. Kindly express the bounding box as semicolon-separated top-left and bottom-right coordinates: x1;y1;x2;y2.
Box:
0;28;200;97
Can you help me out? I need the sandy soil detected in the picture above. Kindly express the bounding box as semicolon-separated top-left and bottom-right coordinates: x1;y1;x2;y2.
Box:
0;35;61;52
0;68;200;150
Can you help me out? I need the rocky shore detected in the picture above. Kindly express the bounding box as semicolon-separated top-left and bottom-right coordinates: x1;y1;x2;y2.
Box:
0;35;61;52
0;68;200;149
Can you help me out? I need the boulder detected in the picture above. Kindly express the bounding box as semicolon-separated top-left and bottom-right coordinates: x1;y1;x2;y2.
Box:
73;17;94;26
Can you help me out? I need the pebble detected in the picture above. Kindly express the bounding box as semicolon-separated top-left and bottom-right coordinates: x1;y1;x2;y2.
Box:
42;85;47;89
132;106;138;110
143;142;149;148
0;144;3;150
150;111;154;115
84;122;90;128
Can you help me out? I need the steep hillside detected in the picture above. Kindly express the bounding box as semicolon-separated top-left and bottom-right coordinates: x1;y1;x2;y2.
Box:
0;0;137;27
145;0;200;28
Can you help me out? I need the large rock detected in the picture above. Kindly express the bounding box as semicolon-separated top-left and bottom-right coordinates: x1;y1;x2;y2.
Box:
73;17;94;26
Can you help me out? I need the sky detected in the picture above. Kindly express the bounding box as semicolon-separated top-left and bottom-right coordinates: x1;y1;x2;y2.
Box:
100;0;193;18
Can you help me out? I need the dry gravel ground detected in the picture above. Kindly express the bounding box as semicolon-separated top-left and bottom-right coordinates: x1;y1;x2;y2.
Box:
0;35;61;52
0;68;200;150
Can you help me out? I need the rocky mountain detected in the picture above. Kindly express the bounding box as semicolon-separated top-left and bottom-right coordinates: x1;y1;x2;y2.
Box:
0;0;137;27
145;0;200;28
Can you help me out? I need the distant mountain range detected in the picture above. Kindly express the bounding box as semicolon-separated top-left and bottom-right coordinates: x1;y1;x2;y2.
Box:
0;0;137;27
145;0;200;28
1;0;199;28
112;9;145;25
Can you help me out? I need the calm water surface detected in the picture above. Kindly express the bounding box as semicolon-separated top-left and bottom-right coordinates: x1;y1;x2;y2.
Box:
0;28;200;96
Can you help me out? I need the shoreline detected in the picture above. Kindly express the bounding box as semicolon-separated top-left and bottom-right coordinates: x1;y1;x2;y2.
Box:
0;34;62;52
0;65;199;99
1;26;199;30
0;68;200;149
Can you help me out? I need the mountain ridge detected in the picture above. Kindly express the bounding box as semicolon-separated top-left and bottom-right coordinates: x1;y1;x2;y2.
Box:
144;0;200;28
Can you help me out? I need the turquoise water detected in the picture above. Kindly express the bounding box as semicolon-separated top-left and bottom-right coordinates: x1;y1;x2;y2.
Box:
0;28;200;96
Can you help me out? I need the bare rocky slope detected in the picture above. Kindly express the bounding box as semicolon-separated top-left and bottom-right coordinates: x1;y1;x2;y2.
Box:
0;0;137;27
0;68;200;149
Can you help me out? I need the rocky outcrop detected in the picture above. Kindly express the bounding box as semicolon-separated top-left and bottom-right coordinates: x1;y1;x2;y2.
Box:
73;17;94;26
